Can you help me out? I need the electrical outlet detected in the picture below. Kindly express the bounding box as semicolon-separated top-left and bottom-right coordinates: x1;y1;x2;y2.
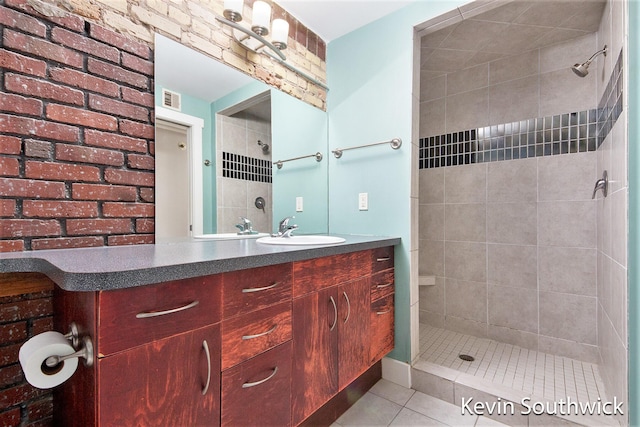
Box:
358;193;368;211
296;196;303;212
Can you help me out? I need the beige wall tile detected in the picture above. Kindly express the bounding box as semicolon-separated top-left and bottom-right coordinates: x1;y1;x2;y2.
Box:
446;63;488;96
539;68;597;117
538;201;596;248
419;168;445;204
420;98;446;136
610;113;627;193
539;291;597;344
486;202;537;245
445;241;487;282
539;33;597;74
419;204;445;241
487;325;538;351
419;276;444;315
610;188;627;267
610;260;627;341
444;315;488;338
537;152;597;201
420;311;445;328
489;75;539;125
445;278;487;322
489;50;539;86
538;246;597;296
421;74;446;102
487;244;537;289
488;284;538;333
487;158;537;202
537;335;600;364
420;239;444;276
444;203;486;242
445;87;489;132
444;163;487;203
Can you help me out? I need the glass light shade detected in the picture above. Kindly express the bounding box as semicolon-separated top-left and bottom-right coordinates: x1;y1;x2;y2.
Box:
223;0;244;22
271;19;289;49
251;1;271;35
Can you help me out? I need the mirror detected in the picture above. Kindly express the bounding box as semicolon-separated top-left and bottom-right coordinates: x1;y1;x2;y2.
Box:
154;34;328;239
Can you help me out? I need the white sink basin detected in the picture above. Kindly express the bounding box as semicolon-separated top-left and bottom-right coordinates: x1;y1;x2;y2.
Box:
256;235;346;246
193;233;269;240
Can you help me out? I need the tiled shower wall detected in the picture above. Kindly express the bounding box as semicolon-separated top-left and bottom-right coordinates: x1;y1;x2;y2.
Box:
595;0;627;418
216;113;272;234
418;33;604;362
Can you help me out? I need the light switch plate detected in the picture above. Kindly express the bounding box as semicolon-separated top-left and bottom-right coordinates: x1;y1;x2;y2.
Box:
358;193;368;211
296;196;303;212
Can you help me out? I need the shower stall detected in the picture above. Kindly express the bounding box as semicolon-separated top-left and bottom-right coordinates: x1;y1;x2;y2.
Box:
415;0;627;424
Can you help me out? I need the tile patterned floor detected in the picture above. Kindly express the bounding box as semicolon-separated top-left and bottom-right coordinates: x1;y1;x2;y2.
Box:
418;324;607;404
333;379;508;427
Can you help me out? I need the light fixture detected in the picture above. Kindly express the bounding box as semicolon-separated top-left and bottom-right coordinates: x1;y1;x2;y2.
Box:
217;0;289;60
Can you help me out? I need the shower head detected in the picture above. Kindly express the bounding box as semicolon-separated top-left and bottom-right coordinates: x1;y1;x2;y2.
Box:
571;45;607;77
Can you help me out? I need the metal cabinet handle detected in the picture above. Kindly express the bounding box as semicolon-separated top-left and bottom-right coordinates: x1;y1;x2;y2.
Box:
376;282;393;289
242;366;278;388
343;292;350;324
242;324;278;340
136;300;199;319
242;282;278;293
329;296;337;331
202;340;211;396
377;309;392;315
376;257;390;262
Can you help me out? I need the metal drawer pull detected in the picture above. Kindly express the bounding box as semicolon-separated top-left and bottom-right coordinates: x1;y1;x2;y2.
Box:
376;257;390;262
136;300;199;319
377;309;392;315
343;292;351;324
202;340;211;396
242;324;278;340
242;367;278;388
242;282;279;293
376;282;393;289
329;296;337;331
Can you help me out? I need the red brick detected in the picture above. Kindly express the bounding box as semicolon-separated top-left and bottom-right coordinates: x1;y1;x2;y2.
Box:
0;5;46;36
139;187;154;202
119;120;154;139
89;94;149;122
0;200;16;217
0;298;53;323
0;136;21;155
32;236;103;250
135;218;154;233
23;200;98;218
148;141;155;156
89;23;151;59
0;364;23;388
27;396;53;422
108;234;154;246
0;407;20;426
4;29;83;68
25;161;101;182
88;58;148;89
0;219;61;238
104;169;154;187
121;87;154;108
72;183;136;201
30;315;53;335
127;154;154;170
50;67;119;97
46;104;117;131
0;158;20;177
24;140;52;159
56;144;124;166
0;322;27;344
0;343;20;366
52;27;119;63
0;383;46;409
5;0;84;32
103;202;154;218
66;218;132;235
0;92;43;116
0;114;79;143
0;178;66;199
0;240;24;252
122;52;154;76
0;49;46;77
84;129;147;153
5;73;84;106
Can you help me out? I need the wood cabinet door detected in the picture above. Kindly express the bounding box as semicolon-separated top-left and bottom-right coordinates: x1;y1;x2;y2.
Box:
98;324;221;427
291;288;338;425
338;277;371;389
370;293;395;363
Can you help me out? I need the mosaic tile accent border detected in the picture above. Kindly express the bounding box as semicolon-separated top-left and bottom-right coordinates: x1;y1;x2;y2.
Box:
419;50;624;169
222;152;272;183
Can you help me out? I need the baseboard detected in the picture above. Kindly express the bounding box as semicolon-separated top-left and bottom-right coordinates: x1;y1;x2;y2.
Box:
381;357;412;389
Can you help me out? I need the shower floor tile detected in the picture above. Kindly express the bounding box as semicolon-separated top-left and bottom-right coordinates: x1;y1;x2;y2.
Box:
418;324;607;403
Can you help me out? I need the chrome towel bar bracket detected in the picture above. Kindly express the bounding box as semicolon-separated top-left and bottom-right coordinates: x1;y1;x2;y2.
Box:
275;152;323;169
332;138;402;158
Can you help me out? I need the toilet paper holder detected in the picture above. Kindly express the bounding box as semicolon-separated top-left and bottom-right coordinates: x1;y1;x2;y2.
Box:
47;322;94;368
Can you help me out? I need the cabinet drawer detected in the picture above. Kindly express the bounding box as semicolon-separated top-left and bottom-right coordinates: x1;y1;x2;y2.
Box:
221;341;292;427
293;250;371;297
221;263;292;319
98;275;222;356
371;246;394;272
221;301;292;370
370;269;394;302
370;293;394;363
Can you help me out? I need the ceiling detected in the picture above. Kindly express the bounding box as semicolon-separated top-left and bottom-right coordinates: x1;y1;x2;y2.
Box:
421;0;607;75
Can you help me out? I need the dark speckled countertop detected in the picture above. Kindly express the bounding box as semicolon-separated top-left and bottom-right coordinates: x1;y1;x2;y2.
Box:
0;235;400;292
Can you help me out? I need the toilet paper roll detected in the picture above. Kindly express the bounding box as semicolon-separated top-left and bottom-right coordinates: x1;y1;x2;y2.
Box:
19;331;78;389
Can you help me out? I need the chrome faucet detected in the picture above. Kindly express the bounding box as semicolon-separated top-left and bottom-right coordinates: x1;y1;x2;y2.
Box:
273;216;298;237
592;170;608;199
235;217;258;235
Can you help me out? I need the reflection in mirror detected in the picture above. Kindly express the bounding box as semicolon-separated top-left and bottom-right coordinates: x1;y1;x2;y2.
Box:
154;33;328;240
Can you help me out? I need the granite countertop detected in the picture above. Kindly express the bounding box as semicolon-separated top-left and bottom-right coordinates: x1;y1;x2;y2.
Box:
0;235;400;292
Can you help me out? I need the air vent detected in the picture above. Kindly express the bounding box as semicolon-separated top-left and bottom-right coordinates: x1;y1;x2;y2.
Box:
162;89;181;111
